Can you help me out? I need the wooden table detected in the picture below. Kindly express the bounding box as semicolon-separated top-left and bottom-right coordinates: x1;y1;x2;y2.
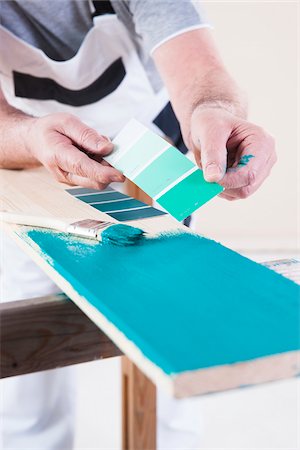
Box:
1;169;299;449
0;178;157;450
0;293;156;449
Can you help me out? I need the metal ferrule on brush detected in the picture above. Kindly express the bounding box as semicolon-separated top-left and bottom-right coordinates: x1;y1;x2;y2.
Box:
66;219;113;240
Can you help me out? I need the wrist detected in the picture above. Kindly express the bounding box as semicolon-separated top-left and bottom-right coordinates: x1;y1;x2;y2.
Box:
21;116;39;160
174;69;248;142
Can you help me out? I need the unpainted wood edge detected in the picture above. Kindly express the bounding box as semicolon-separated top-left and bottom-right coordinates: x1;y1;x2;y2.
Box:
172;350;300;398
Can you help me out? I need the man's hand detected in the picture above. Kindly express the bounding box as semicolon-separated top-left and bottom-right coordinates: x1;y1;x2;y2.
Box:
153;28;277;200
189;106;277;200
0;89;124;189
24;113;125;189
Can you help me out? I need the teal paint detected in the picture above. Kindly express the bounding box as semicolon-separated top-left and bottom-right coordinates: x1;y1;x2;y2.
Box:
109;120;222;220
20;229;300;376
101;224;144;246
237;154;254;167
78;192;128;203
67;186;167;222
98;199;145;212
108;207;165;221
133;146;194;198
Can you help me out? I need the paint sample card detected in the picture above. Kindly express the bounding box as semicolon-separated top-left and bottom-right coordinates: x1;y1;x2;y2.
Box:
66;186;166;222
105;120;223;221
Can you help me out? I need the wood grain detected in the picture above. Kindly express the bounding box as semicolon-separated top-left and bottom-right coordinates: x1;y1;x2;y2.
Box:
0;167;182;235
0;294;122;378
122;356;156;450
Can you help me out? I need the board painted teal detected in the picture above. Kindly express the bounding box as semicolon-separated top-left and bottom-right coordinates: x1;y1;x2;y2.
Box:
19;228;300;376
105;119;223;221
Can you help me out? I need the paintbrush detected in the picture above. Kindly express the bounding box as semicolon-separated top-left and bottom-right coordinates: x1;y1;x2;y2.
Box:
0;211;145;246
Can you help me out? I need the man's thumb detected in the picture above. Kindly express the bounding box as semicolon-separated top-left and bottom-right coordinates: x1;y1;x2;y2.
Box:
192;114;231;182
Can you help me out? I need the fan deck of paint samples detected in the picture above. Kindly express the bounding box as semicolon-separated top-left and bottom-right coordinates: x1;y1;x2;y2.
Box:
104;119;223;221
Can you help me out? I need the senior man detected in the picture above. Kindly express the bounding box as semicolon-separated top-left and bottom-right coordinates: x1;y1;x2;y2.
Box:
0;1;276;449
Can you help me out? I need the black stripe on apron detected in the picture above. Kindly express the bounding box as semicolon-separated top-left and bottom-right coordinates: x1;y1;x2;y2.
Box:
92;1;115;17
13;57;126;106
153;102;188;155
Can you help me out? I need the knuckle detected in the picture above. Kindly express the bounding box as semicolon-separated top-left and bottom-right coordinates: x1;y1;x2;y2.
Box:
47;153;59;170
97;173;110;184
72;158;86;177
79;127;97;147
221;177;236;190
239;186;252;199
58;113;77;130
95;182;108;191
255;125;267;138
54;171;65;183
247;170;256;185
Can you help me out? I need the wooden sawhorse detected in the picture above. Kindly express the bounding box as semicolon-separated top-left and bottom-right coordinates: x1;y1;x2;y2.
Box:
0;293;156;450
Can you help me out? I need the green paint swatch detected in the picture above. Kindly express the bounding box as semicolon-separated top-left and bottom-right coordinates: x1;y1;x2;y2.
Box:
110;120;223;221
157;169;223;221
133;146;194;198
116;130;168;178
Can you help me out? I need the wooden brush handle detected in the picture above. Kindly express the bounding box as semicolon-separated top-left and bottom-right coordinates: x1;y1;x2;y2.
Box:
0;211;69;233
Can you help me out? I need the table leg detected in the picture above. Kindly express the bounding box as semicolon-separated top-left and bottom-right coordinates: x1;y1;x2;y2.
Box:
122;356;156;450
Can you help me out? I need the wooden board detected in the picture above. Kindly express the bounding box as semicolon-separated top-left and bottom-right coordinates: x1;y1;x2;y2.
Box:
1;167;299;397
0;294;122;378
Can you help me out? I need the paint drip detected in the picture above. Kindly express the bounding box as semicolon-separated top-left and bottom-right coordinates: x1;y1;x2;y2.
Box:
237;154;254;167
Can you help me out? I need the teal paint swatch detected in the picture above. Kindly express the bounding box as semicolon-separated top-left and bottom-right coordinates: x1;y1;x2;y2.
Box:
68;187;112;195
66;187;166;222
96;199;145;213
116;130;169;178
110;120;223;221
158;170;223;221
133;146;194;198
78;192;128;203
109;207;165;221
20;229;300;376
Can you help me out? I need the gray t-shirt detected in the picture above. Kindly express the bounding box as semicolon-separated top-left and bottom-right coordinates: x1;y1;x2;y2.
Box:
0;0;208;90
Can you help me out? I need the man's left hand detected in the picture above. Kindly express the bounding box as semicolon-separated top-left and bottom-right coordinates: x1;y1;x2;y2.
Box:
189;106;277;200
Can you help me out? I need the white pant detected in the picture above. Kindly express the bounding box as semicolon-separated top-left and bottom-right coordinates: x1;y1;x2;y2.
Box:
0;233;202;449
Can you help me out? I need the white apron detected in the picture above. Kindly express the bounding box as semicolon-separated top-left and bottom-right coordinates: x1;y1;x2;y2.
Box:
0;13;168;137
0;10;202;450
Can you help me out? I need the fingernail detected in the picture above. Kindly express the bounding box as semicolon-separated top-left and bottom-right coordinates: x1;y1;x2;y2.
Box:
112;174;125;182
99;135;111;142
205;163;223;182
97;136;112;149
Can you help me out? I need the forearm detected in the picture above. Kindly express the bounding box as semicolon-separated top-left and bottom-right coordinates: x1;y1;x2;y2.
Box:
0;89;39;169
152;29;248;141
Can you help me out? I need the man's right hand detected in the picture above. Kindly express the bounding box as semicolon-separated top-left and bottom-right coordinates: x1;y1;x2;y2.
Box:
25;113;125;189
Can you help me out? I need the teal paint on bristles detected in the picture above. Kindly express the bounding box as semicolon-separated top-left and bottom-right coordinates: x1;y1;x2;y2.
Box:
101;223;145;246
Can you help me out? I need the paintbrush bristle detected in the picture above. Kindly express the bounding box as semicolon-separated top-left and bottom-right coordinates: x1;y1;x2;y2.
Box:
101;224;145;246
